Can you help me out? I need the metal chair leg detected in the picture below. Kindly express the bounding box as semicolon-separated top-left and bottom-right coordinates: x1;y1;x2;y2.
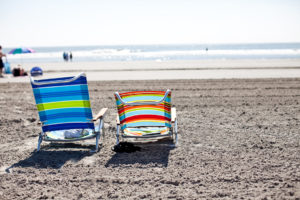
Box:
174;119;178;146
94;132;100;152
102;123;105;143
116;124;120;145
37;133;43;152
94;119;104;152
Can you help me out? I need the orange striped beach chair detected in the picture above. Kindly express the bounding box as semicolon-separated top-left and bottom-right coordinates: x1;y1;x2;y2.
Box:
114;89;178;145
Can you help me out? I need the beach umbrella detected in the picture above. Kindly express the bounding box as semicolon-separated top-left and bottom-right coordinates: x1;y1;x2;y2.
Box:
8;47;35;54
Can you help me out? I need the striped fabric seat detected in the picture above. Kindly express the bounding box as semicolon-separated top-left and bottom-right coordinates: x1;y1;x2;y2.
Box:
45;129;94;140
115;91;171;132
31;73;94;134
123;127;170;137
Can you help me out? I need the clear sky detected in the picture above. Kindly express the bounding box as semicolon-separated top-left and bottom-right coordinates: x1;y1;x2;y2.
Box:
1;0;300;47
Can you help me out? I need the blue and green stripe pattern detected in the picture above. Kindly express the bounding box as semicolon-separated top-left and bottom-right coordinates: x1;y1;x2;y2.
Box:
31;74;94;132
115;91;171;130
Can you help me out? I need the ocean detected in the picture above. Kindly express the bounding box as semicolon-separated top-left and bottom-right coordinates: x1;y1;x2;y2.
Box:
3;43;300;63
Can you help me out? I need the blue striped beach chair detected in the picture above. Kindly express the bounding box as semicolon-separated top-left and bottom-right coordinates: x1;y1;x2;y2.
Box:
114;90;178;145
30;73;108;152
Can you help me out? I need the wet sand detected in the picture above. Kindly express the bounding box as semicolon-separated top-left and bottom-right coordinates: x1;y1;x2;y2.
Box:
1;59;300;82
0;78;300;199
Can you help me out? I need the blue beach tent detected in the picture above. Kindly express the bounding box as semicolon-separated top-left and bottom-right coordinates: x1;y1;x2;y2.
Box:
30;66;43;76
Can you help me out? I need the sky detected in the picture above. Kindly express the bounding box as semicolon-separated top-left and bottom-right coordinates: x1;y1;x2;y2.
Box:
1;0;300;47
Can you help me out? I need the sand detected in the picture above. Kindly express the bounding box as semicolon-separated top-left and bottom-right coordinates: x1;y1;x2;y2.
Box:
1;59;300;82
0;76;300;199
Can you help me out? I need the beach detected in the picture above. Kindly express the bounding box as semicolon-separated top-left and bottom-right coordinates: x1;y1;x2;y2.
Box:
0;60;300;199
1;59;300;82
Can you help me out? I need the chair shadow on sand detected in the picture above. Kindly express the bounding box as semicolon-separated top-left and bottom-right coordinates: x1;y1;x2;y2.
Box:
105;139;175;168
6;143;99;172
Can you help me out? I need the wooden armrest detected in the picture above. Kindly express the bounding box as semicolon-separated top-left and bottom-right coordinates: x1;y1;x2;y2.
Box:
93;108;108;121
116;115;120;125
171;107;177;123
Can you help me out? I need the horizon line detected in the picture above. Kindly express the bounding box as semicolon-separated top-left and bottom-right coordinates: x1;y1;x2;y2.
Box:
3;41;300;48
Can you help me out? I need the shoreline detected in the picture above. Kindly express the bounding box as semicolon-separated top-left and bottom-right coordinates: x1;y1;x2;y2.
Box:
7;58;300;71
1;59;300;83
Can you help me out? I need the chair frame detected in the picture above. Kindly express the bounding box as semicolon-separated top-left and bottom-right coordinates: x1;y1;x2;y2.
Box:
31;73;108;152
115;89;178;145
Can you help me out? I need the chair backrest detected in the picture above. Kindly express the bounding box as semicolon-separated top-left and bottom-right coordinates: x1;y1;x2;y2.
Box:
31;73;94;132
115;90;171;130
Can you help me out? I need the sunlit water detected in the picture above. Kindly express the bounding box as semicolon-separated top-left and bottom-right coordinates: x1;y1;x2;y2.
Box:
3;43;300;64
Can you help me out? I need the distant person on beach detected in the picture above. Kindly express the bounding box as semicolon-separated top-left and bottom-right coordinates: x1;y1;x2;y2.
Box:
63;52;69;62
69;52;73;61
0;45;7;77
12;64;27;77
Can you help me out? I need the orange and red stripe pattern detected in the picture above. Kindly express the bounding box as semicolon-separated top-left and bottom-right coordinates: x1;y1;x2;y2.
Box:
115;91;171;130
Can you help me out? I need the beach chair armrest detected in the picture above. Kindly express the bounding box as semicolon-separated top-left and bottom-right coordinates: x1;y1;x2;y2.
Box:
116;115;120;125
171;107;177;123
93;108;108;121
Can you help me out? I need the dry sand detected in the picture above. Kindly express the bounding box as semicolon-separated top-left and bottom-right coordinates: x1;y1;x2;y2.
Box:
0;77;300;199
